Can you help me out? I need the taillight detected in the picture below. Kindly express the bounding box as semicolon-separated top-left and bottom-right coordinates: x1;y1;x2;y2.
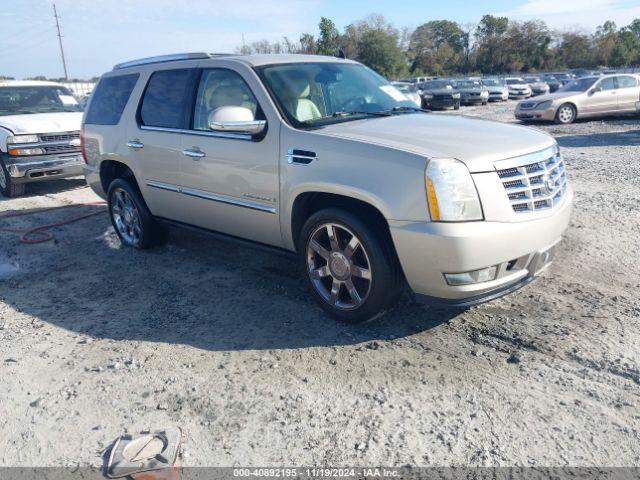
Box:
80;124;87;163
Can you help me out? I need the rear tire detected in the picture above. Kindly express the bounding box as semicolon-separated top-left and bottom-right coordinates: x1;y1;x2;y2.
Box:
454;103;460;110
107;178;167;249
0;158;25;198
299;208;404;323
555;103;576;124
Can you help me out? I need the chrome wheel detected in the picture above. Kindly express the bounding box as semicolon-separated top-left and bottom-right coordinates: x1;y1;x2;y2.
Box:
111;187;142;246
306;223;372;310
0;165;6;189
557;105;575;123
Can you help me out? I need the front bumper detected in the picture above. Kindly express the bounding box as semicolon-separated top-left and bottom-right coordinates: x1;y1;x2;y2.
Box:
389;191;572;303
488;92;508;101
424;97;459;109
515;106;557;121
461;95;485;104
3;153;84;183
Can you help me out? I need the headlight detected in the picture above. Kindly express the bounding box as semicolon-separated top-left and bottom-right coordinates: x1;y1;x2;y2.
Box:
536;100;552;110
452;93;460;98
7;134;39;144
8;147;44;156
423;93;433;100
425;158;483;222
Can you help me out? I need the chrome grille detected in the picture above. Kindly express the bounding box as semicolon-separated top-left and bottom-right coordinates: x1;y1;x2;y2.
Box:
39;132;80;143
43;144;80;154
497;151;568;213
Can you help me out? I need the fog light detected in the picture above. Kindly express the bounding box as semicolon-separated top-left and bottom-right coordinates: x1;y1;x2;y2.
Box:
444;266;498;286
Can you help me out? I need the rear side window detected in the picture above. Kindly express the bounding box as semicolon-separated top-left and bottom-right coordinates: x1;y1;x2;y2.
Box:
140;69;192;129
616;76;638;88
85;74;138;125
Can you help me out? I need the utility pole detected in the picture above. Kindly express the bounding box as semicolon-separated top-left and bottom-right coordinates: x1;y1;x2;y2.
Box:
53;3;69;80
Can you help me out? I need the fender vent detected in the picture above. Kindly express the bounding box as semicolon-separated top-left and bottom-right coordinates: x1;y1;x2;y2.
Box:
287;149;317;165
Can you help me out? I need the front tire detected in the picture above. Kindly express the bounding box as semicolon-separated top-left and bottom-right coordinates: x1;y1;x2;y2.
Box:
0;158;25;198
299;209;403;323
107;178;167;249
555;103;576;124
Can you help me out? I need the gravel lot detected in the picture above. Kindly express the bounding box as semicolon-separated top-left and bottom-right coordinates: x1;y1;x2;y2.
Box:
1;102;639;468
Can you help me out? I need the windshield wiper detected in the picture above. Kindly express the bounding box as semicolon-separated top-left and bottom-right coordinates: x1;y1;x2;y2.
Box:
332;110;393;118
388;106;430;114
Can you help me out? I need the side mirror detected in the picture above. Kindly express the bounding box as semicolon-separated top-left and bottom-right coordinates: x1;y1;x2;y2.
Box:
590;85;602;94
208;106;266;136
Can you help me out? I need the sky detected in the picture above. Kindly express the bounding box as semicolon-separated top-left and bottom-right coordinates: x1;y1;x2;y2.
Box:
1;0;640;79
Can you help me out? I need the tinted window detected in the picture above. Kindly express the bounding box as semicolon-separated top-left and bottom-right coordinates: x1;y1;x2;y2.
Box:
193;69;260;131
598;77;616;91
140;69;192;129
84;74;138;125
616;76;638;88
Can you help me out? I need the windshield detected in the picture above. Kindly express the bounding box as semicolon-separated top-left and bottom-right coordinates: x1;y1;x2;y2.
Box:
0;85;82;116
423;80;455;90
482;79;502;86
553;73;571;80
458;80;481;88
558;77;598;92
506;78;525;85
257;63;418;127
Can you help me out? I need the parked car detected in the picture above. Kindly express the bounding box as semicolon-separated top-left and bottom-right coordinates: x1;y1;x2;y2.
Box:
481;78;509;102
523;76;550;96
505;77;533;99
540;74;561;93
456;79;489;105
515;74;640;124
550;72;574;86
0;80;84;197
418;79;461;110
571;68;594;78
83;53;572;322
391;81;422;108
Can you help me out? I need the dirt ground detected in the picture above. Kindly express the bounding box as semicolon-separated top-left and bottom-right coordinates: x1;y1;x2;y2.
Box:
1;102;639;468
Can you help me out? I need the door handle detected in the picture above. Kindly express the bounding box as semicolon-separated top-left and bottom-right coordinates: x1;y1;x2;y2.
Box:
182;148;205;159
127;140;144;149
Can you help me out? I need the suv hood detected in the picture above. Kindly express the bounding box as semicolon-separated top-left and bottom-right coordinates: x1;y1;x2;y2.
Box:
317;114;555;173
0;112;83;135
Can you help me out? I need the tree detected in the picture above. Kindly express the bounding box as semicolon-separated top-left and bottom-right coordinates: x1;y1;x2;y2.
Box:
557;31;595;68
409;20;466;75
356;27;407;78
299;33;317;54
594;20;618;65
317;17;339;56
475;15;509;73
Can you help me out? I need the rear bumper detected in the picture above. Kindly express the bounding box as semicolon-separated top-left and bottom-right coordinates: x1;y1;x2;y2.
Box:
4;153;84;183
83;164;107;200
389;191;572;302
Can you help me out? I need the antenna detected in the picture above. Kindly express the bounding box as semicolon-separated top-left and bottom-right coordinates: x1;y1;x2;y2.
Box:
53;3;69;80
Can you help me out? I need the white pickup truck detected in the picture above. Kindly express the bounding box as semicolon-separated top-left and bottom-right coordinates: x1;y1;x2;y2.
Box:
0;80;84;197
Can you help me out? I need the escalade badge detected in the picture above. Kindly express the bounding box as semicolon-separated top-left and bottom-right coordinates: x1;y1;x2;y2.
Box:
542;174;555;194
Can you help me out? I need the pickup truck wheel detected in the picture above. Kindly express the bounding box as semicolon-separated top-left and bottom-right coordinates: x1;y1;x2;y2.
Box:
0;158;25;198
107;178;167;249
300;209;403;323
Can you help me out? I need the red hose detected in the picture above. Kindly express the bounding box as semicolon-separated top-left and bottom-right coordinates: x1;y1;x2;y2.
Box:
0;201;107;244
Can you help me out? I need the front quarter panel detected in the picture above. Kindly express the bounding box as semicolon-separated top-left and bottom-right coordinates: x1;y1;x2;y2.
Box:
280;124;428;249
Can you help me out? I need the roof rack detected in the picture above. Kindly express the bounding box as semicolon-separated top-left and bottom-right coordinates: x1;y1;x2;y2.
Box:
113;52;213;70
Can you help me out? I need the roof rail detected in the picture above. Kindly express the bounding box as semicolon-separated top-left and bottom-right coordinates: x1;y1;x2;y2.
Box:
113;52;211;70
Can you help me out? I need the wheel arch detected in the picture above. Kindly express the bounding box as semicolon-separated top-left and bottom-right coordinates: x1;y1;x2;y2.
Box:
557;101;579;118
288;188;394;255
99;159;140;194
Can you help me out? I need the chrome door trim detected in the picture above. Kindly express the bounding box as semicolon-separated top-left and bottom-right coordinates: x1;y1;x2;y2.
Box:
145;181;276;214
182;149;206;158
140;125;253;141
146;180;180;193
